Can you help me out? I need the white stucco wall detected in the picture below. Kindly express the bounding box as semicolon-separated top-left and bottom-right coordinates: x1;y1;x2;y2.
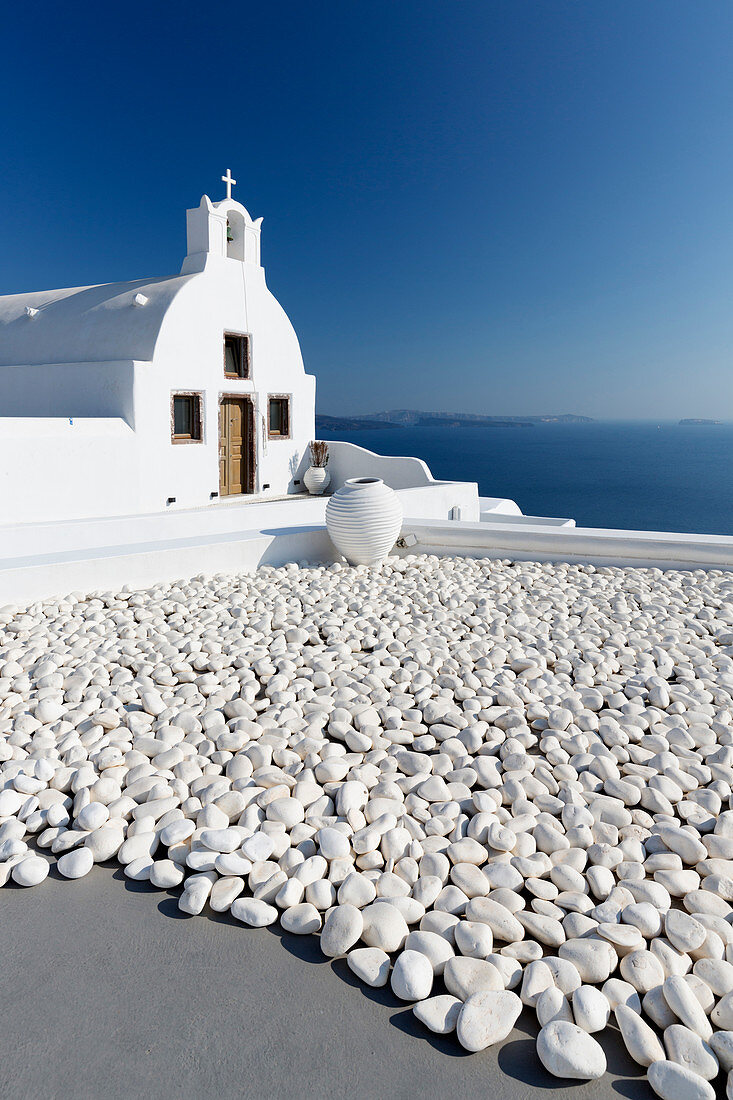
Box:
0;361;135;422
0;418;139;523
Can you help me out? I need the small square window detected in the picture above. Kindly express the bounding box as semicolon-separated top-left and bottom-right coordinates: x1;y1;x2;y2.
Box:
224;333;250;379
268;396;291;438
172;394;202;442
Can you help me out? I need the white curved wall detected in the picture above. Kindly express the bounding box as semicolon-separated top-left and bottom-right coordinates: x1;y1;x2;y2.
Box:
0;276;193;367
326;440;434;490
322;441;480;521
146;258;315;510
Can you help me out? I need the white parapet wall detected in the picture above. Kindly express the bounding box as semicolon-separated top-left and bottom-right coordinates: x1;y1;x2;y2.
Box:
325;440;481;521
326;440;434;489
400;519;733;571
0;476;482;605
0;526;338;609
4;510;733;609
479;513;576;528
479;495;524;517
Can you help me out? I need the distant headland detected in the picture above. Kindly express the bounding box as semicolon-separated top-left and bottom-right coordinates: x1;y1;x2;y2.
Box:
316;410;594;431
679;418;722;425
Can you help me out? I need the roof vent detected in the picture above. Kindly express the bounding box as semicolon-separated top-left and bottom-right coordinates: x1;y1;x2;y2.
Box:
133;292;149;307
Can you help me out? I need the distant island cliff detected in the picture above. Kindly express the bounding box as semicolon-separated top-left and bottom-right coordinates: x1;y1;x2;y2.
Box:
315;415;395;430
316;410;594;431
679;418;722;425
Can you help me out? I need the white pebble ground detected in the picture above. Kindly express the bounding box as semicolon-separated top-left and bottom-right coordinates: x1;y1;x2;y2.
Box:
2;553;733;1098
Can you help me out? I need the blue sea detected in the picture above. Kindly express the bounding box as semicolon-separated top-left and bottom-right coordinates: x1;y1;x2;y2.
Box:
318;421;733;536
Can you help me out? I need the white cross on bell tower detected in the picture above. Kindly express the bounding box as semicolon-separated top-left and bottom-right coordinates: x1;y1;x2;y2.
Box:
221;168;237;199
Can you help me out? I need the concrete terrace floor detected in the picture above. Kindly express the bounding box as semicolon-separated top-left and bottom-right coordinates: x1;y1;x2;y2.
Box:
1;864;668;1100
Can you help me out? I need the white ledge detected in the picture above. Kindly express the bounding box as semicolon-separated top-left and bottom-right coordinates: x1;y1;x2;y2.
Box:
401;519;733;571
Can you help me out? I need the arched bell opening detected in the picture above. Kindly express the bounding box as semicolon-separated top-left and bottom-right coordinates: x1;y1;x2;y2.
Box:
226;209;246;261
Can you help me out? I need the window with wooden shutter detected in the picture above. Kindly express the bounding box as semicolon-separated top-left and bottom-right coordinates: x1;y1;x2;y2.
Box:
171;393;203;442
224;333;251;379
268;395;291;438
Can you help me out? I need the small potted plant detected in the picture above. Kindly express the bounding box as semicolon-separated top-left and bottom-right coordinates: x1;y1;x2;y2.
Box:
304;440;331;495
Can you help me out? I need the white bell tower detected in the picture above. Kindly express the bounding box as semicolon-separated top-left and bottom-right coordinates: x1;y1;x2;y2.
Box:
181;172;263;274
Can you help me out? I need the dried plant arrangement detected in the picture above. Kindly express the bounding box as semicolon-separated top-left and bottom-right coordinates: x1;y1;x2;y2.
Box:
309;440;330;467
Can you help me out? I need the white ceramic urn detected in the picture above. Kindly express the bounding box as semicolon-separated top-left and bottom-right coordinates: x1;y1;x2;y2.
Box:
325;477;403;566
303;465;331;495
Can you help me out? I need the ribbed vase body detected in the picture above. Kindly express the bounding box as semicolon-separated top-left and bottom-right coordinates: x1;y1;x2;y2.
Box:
325;477;403;566
303;466;331;495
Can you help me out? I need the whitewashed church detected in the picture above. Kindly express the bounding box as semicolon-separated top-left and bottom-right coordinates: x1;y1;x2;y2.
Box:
0;172;316;523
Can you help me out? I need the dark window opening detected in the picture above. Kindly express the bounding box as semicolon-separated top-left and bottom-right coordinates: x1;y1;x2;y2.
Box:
268;396;290;438
224;333;250;379
172;394;202;442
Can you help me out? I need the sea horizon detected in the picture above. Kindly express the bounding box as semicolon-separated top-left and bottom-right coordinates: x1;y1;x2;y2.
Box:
319;414;733;425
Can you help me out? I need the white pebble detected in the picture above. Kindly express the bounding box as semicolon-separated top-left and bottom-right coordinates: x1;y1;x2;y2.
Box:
11;855;49;887
230;898;278;927
615;1004;666;1066
390;950;434;1002
320;904;363;958
572;986;610;1033
57;847;94;879
536;1020;607;1080
664;1025;718;1081
647;1060;715;1100
360;902;409;953
150;859;185;889
413;995;462;1035
456;990;522;1051
281;903;322;935
347;947;391;987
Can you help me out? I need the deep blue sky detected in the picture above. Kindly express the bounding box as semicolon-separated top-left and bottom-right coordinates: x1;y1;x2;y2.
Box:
2;1;732;419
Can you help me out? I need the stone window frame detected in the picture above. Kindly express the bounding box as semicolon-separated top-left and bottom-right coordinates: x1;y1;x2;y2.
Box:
223;331;252;380
171;391;204;444
267;393;292;440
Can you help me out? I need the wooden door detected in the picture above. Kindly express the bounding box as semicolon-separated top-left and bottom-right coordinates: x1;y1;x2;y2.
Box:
219;397;254;496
